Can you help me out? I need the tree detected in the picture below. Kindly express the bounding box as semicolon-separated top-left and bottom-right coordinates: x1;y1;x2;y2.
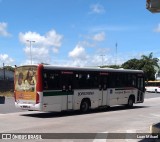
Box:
140;52;159;80
141;52;159;68
122;52;159;81
4;66;15;72
101;65;121;69
121;58;141;70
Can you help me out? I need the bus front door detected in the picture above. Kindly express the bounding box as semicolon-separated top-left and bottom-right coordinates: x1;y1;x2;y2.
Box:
137;76;144;102
98;74;108;106
61;73;73;110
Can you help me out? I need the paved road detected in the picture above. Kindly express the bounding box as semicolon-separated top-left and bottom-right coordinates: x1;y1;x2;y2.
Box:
0;92;160;142
0;97;27;114
145;92;160;99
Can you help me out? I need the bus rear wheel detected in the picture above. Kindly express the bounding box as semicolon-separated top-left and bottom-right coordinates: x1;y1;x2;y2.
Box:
127;97;134;108
155;89;157;93
80;100;90;113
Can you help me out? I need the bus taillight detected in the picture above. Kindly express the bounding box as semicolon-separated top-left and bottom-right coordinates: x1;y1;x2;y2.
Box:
36;93;40;104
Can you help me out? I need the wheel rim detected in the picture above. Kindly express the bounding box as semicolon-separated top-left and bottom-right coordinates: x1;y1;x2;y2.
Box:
81;101;88;112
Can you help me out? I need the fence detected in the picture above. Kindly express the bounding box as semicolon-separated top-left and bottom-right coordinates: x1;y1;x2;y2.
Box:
0;80;14;92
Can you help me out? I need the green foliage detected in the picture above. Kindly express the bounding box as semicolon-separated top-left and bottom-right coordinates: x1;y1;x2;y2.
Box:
121;52;159;81
4;66;15;72
0;66;15;72
121;58;141;70
101;65;121;69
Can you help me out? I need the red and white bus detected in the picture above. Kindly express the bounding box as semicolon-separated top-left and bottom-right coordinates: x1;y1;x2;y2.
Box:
14;64;145;112
145;80;160;93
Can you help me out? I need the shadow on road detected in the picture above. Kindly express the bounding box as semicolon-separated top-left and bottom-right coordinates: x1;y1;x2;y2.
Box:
21;105;150;118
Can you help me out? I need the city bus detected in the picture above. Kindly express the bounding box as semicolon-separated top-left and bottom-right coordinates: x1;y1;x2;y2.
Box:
145;80;160;93
14;64;145;112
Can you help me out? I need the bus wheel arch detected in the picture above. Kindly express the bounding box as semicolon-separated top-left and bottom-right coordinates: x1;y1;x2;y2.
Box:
127;95;135;108
80;98;91;113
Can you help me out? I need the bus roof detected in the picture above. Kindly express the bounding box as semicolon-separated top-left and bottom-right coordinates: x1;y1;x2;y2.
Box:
16;64;144;74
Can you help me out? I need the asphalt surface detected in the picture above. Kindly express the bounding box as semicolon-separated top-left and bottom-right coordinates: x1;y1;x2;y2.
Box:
0;92;160;142
0;97;26;114
0;93;160;142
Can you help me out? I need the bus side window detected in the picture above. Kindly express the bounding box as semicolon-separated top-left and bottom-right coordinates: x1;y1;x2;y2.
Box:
132;75;136;87
43;70;61;90
43;73;48;89
74;73;79;89
61;71;74;91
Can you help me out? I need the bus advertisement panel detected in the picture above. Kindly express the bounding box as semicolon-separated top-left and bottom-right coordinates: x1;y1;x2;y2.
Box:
14;66;37;104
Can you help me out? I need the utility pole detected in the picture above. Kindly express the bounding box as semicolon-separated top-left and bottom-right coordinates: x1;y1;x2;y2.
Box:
100;54;105;67
115;42;118;66
3;63;5;80
26;40;35;65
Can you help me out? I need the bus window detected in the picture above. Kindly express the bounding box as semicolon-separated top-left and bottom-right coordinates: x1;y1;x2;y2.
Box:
43;70;61;90
74;72;98;89
61;71;73;91
99;74;108;90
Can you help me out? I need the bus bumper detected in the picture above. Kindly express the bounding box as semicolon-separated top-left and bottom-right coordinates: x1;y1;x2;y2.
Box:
15;102;41;111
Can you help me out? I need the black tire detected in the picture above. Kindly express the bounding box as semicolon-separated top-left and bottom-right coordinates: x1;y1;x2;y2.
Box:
127;97;134;108
155;89;157;93
80;100;90;113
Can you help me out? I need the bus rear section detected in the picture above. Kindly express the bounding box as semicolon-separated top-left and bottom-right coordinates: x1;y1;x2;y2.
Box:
14;65;41;111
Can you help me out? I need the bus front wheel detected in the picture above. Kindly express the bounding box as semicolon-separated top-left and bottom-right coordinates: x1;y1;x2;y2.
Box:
155;89;157;93
80;100;90;113
127;97;134;108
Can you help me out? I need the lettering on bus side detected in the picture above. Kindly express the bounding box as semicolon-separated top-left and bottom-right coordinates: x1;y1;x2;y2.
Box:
78;92;94;96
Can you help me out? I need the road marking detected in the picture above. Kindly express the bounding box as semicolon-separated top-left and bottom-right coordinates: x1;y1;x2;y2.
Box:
93;130;141;142
150;113;160;117
144;97;160;101
62;140;74;142
93;131;108;142
125;130;137;142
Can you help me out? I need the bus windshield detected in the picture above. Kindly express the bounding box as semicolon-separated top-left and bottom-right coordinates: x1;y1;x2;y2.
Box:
15;66;37;92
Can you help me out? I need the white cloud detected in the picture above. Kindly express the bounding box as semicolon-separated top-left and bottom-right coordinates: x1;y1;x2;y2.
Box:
0;54;14;65
52;47;143;67
69;44;87;60
92;32;105;41
68;44;89;66
23;46;50;64
154;24;160;32
19;29;63;64
67;43;133;67
0;22;11;37
90;4;105;14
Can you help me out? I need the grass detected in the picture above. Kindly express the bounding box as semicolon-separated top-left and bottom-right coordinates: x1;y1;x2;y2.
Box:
0;91;13;97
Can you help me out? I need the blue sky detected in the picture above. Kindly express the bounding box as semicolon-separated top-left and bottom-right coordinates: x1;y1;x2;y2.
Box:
0;0;160;67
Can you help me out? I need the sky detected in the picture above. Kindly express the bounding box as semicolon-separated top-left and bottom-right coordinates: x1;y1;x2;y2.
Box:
0;0;160;67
